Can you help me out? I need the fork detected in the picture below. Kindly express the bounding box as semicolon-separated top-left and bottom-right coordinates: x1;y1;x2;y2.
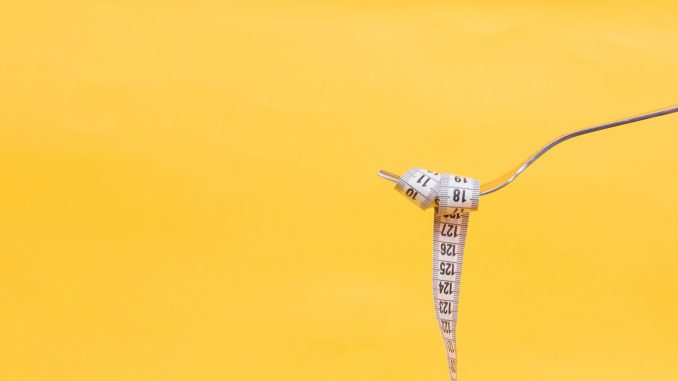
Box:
378;105;678;195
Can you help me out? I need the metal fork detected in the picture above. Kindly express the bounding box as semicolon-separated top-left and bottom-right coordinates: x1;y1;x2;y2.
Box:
378;105;678;196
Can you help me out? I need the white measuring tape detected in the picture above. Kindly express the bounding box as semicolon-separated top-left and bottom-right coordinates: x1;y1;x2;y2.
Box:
394;167;480;381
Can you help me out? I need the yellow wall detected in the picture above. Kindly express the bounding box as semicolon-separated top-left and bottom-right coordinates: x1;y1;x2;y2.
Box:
1;1;677;380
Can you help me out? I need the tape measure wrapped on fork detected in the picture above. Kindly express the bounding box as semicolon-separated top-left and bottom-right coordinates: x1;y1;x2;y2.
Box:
395;168;479;213
394;167;480;381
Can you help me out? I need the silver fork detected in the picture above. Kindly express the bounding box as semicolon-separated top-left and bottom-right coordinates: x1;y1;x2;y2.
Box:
378;105;678;196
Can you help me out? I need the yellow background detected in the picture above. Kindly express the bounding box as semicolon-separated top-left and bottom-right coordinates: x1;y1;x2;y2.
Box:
1;1;677;380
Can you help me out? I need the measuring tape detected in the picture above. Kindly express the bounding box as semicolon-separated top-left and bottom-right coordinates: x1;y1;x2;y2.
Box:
394;167;480;381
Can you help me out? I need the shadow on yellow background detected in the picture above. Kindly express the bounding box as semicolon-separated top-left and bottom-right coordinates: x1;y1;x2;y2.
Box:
1;1;677;380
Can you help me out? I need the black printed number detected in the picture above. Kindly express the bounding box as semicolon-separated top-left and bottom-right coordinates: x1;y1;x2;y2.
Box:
452;189;467;203
444;208;462;219
439;301;452;314
440;320;452;334
441;223;458;237
439;281;454;295
440;243;456;256
417;174;431;187
405;188;418;200
439;262;455;276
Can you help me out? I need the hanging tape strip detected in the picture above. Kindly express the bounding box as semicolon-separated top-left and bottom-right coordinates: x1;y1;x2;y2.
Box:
394;167;480;381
